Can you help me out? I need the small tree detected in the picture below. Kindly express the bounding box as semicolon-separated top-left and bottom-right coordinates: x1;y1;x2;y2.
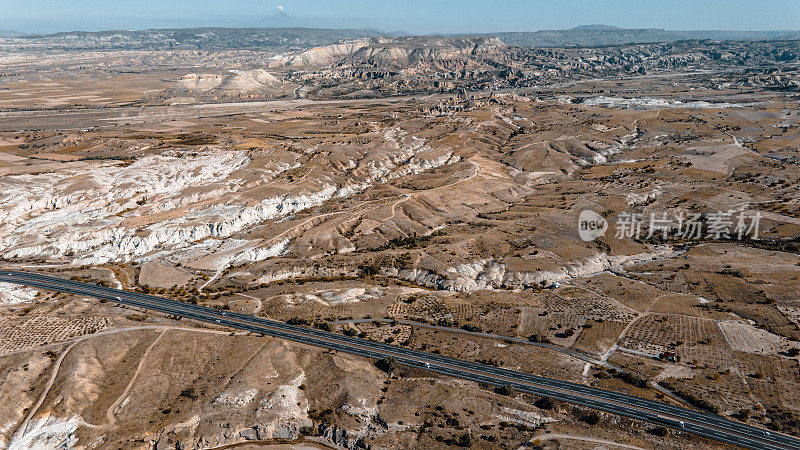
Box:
455;433;472;447
535;397;555;410
734;408;751;421
496;384;516;396
375;356;398;373
582;411;601;425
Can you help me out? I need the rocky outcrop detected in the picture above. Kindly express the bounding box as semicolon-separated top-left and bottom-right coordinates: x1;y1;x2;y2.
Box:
283;39;371;67
253;374;312;440
176;73;224;91
256;266;359;284
176;69;282;95
315;402;386;449
165;375;312;449
382;246;679;291
279;36;504;68
4;185;337;265
319;423;370;449
6;415;78;450
0;282;38;305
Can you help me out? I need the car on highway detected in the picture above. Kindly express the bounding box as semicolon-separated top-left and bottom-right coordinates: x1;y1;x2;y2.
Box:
653;415;685;429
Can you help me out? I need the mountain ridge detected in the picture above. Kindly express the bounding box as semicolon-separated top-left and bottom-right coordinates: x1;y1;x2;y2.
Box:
0;29;25;38
3;25;798;51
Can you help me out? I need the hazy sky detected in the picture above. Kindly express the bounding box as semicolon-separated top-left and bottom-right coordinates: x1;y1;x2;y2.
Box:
2;0;798;35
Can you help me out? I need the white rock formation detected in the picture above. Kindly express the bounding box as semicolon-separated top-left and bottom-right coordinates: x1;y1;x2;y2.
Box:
254;374;312;440
177;69;281;94
0;123;462;272
177;73;225;91
383;246;679;291
213;389;259;407
278;36;504;68
0;148;336;267
7;415;78;450
583;96;744;110
0;282;38;305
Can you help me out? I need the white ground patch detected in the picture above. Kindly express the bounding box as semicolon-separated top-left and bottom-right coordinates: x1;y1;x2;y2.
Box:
258;374;308;418
214;389;259;407
496;407;556;427
254;373;312;439
718;320;797;354
0;282;38;305
583;96;745;110
7;415;78;450
283;287;381;306
0;149;249;264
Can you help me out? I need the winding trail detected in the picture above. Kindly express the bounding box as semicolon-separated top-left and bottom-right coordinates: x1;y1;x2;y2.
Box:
105;329;168;425
384;158;479;223
236;292;264;315
7;325;244;443
13;339;81;444
532;433;647;449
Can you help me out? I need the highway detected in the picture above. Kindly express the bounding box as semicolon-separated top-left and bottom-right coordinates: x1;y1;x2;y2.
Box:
2;270;797;449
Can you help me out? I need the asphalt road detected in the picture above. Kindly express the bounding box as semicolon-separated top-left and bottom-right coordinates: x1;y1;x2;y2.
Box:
2;270;797;449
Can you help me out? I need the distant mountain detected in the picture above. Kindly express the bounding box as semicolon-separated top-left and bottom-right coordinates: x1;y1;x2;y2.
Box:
570;24;623;31
261;11;297;28
777;32;800;41
5;25;798;52
489;25;799;47
0;29;25;38
676;30;798;41
5;27;391;51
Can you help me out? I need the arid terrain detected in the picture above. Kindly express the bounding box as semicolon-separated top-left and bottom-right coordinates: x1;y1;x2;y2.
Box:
0;27;799;449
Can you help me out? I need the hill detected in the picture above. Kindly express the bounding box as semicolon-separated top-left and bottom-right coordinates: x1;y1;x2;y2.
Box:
277;35;504;68
0;29;25;38
5;27;390;51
